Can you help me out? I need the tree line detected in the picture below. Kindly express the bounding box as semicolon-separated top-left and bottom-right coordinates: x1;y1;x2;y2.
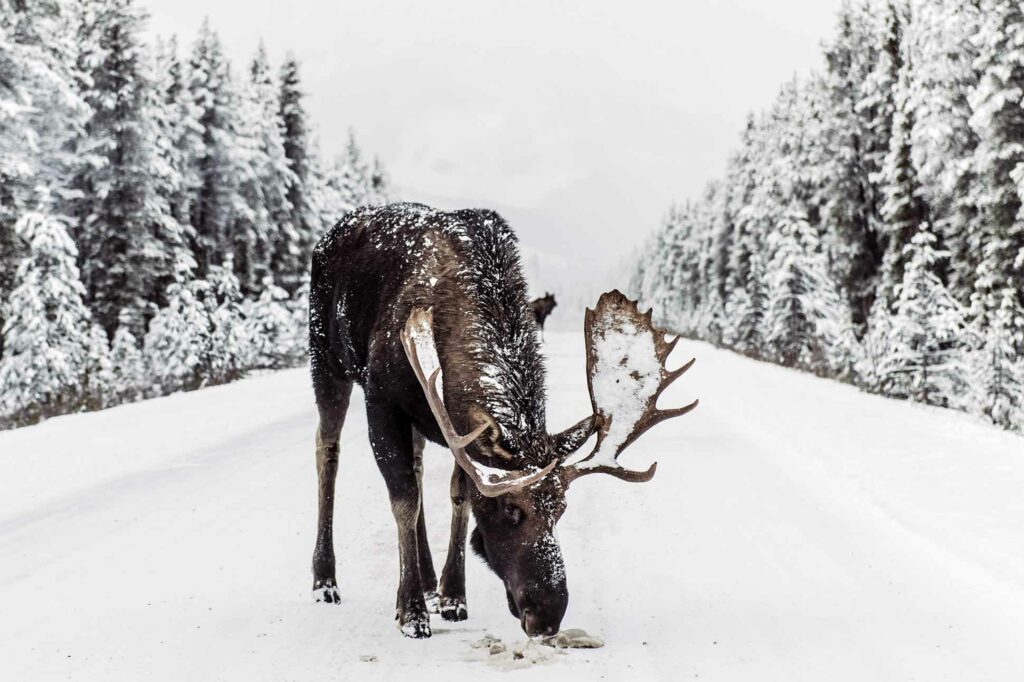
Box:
0;0;390;428
631;0;1024;432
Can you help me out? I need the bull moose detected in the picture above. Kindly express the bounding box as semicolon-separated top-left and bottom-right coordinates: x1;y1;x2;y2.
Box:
308;203;697;638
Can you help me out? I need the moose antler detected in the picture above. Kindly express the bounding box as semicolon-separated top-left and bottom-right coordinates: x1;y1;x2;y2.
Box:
563;290;698;484
400;307;557;497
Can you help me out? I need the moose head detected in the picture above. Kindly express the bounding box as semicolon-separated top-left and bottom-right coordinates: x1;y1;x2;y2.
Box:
401;290;697;636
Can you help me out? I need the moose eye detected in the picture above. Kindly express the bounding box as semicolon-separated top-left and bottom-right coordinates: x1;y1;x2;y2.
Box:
503;503;523;525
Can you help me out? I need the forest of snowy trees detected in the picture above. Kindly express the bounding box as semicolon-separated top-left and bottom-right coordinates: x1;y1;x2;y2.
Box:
0;0;390;428
631;0;1024;432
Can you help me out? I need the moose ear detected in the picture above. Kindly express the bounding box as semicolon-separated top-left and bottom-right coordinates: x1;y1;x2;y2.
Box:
552;414;601;459
468;404;513;460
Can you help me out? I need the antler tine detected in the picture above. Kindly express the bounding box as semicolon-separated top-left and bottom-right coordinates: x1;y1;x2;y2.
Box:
658;333;680;363
662;356;696;392
400;308;557;498
618;398;700;453
563;290;698;485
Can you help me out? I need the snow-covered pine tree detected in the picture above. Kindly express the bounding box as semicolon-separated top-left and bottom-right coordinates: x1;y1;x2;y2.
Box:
0;195;104;426
663;205;700;332
723;115;763;300
143;279;213;395
967;0;1024;341
692;189;727;343
325;129;377;217
858;0;906;253
154;34;201;281
969;287;1024;429
71;0;186;338
205;261;250;385
882;225;967;405
764;205;849;373
877;46;931;308
0;0;89;355
241;42;298;296
83;323;114;409
148;36;196;296
109;314;145;404
187;19;240;277
229;72;273;296
905;0;982;304
766;207;817;367
245;278;301;369
819;1;884;326
636;206;675;325
278;53;318;292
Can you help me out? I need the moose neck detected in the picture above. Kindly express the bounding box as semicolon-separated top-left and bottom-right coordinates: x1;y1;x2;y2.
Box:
429;240;548;463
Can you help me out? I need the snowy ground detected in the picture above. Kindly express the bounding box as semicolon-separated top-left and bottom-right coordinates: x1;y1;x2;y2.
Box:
2;332;1024;681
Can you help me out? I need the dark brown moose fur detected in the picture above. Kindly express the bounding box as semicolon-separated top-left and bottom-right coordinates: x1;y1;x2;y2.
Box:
530;293;557;332
308;203;598;638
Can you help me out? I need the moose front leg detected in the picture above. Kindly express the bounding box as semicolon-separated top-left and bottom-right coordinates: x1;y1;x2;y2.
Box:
438;464;470;621
367;403;431;638
412;428;440;613
312;378;353;603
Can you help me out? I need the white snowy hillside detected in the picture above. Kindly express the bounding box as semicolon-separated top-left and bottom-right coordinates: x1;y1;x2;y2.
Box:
2;332;1023;681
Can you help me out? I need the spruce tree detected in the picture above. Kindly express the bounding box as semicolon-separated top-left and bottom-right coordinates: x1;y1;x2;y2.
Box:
877;48;930;307
971;288;1024;429
967;0;1024;338
0;0;89;355
765;206;847;371
205;261;250;385
187;19;238;276
820;1;884;326
155;34;201;280
72;0;188;338
109;316;145;404
905;0;982;303
230;73;273;296
245;278;301;369
143;279;213;395
278;53;317;291
243;42;297;295
0;195;105;425
884;226;967;404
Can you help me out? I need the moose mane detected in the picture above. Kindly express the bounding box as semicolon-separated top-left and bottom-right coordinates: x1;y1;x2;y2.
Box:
348;203;549;464
441;210;548;463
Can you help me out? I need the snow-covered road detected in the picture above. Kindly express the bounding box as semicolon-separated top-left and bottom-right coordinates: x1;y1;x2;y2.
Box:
2;332;1023;681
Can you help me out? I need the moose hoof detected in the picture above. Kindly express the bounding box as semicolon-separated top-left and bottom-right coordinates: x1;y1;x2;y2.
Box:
396;611;432;639
439;596;468;622
312;579;340;604
424;590;440;614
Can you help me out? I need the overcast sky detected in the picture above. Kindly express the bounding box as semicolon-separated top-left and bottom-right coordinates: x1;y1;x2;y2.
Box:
144;0;845;294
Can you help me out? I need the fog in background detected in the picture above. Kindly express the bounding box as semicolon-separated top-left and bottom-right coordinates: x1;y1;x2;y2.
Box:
145;0;844;326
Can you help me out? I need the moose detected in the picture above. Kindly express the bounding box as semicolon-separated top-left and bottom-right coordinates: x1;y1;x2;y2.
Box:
308;203;697;638
530;292;557;334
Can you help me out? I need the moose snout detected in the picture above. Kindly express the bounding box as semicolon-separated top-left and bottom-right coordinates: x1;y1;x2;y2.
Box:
521;607;559;637
513;585;567;637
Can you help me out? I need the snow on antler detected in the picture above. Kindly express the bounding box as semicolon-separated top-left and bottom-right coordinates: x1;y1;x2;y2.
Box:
564;290;698;483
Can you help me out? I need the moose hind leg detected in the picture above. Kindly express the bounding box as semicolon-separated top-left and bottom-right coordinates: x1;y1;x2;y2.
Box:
312;379;353;604
368;403;431;638
412;428;440;613
438;465;470;621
